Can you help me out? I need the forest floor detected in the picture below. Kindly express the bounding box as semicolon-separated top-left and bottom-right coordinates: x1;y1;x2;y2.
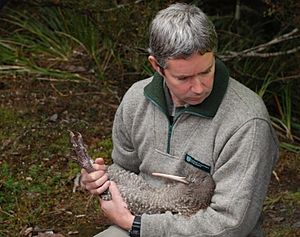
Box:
0;75;299;237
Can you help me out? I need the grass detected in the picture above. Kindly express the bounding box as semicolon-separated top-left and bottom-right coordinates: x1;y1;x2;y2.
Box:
0;106;111;236
264;190;300;237
0;108;60;233
0;3;153;81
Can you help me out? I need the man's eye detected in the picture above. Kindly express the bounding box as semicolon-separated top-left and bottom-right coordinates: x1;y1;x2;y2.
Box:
199;71;209;76
201;69;212;75
177;77;190;81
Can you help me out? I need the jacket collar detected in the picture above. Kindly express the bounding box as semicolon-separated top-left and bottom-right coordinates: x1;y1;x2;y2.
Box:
144;58;229;118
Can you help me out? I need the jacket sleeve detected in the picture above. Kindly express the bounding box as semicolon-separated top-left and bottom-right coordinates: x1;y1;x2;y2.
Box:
111;98;141;174
140;118;279;237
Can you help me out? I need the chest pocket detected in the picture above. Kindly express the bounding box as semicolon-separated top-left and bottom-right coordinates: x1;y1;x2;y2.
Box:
139;148;190;187
139;148;213;188
185;153;211;173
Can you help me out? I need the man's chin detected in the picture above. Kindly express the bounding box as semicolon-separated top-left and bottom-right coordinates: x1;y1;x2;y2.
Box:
186;93;211;105
186;98;204;105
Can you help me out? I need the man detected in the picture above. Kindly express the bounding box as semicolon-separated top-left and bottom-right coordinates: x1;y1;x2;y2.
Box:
80;3;279;237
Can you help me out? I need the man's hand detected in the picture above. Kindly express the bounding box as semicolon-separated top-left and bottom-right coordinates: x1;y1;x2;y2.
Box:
100;181;135;230
80;158;110;195
80;158;135;230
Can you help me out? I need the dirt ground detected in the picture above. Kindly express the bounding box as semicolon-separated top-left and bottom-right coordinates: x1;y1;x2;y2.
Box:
0;75;299;236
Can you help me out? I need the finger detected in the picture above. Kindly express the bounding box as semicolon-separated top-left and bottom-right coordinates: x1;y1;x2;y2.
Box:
93;158;107;171
80;168;87;175
92;180;111;195
100;182;128;209
80;162;104;176
94;158;105;165
79;169;87;187
92;163;107;172
85;173;109;190
80;169;89;187
81;169;106;185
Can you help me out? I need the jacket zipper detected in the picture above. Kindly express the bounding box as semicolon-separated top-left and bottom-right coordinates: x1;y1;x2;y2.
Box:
145;94;209;154
144;94;174;154
167;120;174;154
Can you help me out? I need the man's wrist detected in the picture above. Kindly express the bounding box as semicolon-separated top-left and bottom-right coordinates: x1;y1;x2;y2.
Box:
129;215;141;237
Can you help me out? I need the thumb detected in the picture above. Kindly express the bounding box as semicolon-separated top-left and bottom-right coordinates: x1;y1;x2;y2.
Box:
109;182;128;208
109;181;121;199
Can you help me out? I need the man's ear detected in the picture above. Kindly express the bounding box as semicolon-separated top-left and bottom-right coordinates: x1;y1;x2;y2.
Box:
148;56;163;74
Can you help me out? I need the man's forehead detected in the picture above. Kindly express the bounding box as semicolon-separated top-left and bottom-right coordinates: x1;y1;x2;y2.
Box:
165;53;215;75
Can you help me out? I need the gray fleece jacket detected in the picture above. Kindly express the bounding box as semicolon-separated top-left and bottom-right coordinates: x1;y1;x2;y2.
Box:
111;59;279;237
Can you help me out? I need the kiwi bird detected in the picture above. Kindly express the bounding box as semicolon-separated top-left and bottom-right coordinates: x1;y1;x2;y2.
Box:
69;131;215;216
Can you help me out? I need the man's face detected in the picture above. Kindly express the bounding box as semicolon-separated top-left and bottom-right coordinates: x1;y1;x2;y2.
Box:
162;52;215;106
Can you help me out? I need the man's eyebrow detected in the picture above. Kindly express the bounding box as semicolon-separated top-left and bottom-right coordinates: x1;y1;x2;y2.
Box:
200;62;214;73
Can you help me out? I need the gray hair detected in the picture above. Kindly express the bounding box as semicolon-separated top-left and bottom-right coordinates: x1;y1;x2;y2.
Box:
149;3;217;68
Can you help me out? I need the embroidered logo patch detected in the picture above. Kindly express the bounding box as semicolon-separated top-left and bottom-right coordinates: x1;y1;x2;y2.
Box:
185;154;211;173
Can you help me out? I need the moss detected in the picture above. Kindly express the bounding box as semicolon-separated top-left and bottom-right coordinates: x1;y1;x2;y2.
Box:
266;227;300;237
90;137;113;164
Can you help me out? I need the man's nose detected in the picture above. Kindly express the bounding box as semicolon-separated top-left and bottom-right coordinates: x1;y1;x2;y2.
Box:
191;77;204;94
